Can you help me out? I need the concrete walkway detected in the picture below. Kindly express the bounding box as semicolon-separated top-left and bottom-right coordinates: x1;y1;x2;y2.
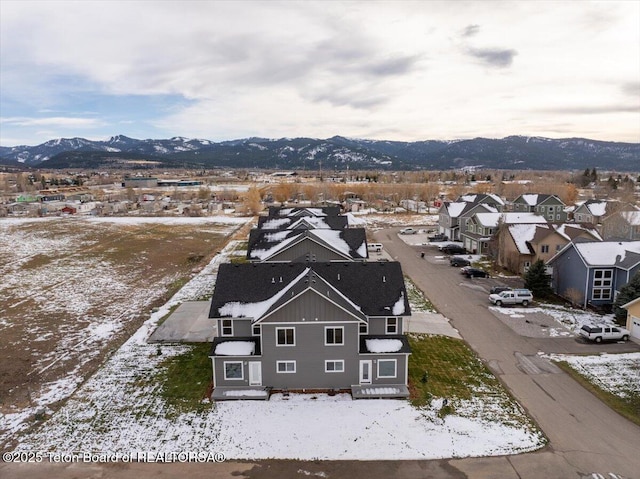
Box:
404;311;462;339
147;301;216;343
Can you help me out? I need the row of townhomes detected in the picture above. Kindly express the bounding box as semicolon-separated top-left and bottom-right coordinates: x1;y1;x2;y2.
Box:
438;194;640;320
208;206;413;400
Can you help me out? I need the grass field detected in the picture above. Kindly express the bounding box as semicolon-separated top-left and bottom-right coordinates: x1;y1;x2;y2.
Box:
0;216;245;443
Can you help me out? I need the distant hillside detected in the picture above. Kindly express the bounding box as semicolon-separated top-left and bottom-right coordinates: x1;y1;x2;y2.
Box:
0;135;638;171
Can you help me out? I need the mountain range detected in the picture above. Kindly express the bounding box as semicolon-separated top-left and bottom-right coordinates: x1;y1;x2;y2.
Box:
0;135;638;171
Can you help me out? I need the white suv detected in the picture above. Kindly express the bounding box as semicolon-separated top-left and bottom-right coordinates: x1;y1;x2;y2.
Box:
489;289;533;307
578;324;630;343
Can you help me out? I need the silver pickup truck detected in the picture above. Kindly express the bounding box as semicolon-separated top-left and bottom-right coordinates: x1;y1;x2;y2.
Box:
488;289;533;306
578;324;630;343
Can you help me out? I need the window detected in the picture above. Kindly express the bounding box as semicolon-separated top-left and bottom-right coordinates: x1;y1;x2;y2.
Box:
276;327;295;346
523;261;531;271
224;361;243;380
592;269;613;300
386;317;398;334
221;319;233;336
325;327;344;345
325;360;344;373
541;245;549;253
359;322;368;334
377;359;397;378
556;244;563;252
252;325;261;336
276;361;296;373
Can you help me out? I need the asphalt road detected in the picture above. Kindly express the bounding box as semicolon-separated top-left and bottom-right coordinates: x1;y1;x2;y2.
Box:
375;228;640;479
3;228;640;479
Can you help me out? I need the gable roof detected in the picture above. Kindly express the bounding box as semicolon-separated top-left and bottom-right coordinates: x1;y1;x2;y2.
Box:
550;240;640;269
576;199;609;217
256;214;348;230
247;228;368;261
515;194;564;206
267;206;341;217
620;210;640;226
209;262;411;320
458;193;505;206
508;224;548;254
474;212;547;228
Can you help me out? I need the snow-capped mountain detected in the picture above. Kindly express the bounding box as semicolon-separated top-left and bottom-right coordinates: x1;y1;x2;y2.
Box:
0;135;637;171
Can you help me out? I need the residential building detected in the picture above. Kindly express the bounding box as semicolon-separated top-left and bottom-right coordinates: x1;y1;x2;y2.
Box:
209;262;412;400
511;194;567;222
547;240;640;309
621;296;640;342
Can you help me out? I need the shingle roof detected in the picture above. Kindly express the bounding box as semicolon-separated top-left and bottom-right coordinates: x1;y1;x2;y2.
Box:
246;228;368;261
256;215;348;230
209;262;411;320
267;206;341;217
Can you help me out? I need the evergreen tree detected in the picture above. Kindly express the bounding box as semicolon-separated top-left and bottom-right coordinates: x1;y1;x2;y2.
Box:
613;272;640;322
524;260;552;298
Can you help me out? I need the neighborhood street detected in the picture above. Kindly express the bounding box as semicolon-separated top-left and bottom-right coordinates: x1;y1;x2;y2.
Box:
374;228;640;478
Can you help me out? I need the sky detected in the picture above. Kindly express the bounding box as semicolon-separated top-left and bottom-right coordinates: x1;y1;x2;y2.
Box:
1;1;639;147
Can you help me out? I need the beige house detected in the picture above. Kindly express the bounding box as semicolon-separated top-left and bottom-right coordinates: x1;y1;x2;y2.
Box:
498;221;601;274
621;296;640;342
601;209;640;240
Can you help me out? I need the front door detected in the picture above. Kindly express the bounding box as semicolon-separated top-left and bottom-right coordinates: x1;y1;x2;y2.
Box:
359;360;372;384
249;361;262;386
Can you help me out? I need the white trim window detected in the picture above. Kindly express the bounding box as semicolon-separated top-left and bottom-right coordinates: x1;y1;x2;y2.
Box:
359;322;368;334
592;269;613;300
386;317;398;334
325;360;344;373
276;361;296;373
377;359;397;378
541;245;549;253
276;327;295;346
223;361;243;380
252;325;261;336
325;326;344;345
221;319;233;336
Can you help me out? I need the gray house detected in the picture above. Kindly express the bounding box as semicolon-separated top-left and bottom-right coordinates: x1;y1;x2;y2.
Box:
438;194;504;241
246;228;368;262
209;262;412;400
511;194;567;222
256;214;349;231
547;240;640;309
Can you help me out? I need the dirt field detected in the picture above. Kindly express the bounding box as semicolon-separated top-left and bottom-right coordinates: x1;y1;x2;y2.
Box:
0;217;246;433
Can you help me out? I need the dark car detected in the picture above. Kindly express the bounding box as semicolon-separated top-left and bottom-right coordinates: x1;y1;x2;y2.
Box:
428;233;448;242
490;286;512;294
440;244;467;255
450;256;471;267
461;267;488;278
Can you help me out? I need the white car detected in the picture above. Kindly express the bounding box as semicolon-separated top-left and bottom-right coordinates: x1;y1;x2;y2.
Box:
578;324;630;343
489;289;533;306
399;228;417;235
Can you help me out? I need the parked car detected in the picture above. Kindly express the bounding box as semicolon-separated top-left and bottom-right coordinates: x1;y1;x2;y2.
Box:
428;233;448;242
368;243;383;252
489;289;533;306
578;324;630;343
450;256;471;267
461;267;488;278
490;286;512;295
399;227;417;235
440;244;467;255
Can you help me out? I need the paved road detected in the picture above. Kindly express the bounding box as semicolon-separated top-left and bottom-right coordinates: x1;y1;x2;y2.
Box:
376;228;640;479
3;228;640;479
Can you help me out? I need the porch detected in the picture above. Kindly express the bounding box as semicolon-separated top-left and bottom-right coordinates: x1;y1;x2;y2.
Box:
211;386;271;401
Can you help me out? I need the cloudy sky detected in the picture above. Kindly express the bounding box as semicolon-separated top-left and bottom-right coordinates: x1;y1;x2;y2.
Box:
1;1;639;147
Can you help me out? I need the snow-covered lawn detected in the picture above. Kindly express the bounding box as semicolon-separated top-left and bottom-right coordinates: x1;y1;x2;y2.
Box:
0;216;247;449
546;352;640;400
489;303;619;338
7;236;545;460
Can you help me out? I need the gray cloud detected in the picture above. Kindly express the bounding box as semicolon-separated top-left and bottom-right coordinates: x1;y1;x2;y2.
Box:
621;82;640;97
466;47;517;68
461;24;480;37
536;104;639;114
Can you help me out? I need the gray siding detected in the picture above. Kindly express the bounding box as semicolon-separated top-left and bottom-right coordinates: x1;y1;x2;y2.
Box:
363;354;408;384
217;318;252;337
260;322;361;388
367;317;404;335
261;289;364;324
551;247;589;306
